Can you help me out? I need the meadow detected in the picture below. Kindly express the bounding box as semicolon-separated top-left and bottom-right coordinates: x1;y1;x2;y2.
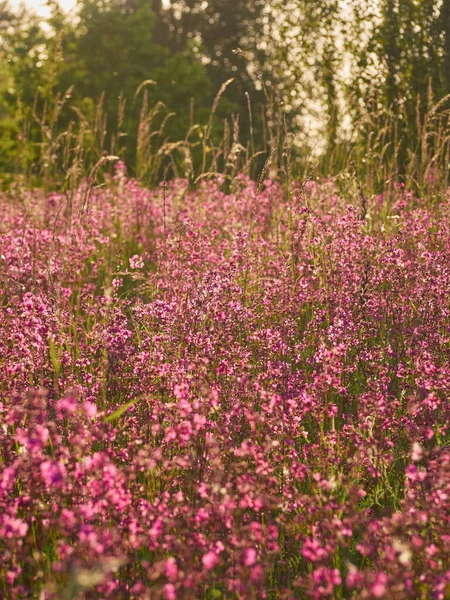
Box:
1;161;449;599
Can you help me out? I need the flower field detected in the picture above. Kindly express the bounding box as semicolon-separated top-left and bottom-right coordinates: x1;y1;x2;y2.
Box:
1;166;449;599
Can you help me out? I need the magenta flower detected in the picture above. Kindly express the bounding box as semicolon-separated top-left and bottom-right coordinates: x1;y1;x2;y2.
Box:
242;547;257;566
371;572;388;598
129;254;144;270
1;516;28;539
83;401;98;418
40;460;66;490
302;538;327;562
163;583;176;600
165;557;178;581
202;551;219;570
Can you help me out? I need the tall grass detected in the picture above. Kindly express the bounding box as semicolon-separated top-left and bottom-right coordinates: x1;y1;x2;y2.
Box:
4;78;450;208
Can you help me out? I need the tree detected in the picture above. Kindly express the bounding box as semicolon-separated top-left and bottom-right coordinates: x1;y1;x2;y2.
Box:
160;0;267;150
440;0;450;94
55;0;212;169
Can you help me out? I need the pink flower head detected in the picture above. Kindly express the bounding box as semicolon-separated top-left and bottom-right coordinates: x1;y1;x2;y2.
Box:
114;160;127;177
312;566;342;595
129;254;144;270
202;551;219;570
163;583;176;600
1;516;28;539
165;557;178;581
302;538;327;562
5;568;22;586
243;547;257;566
40;460;66;490
405;464;427;482
371;572;388;598
1;466;16;492
250;565;264;582
346;564;363;589
56;395;77;417
83;401;97;418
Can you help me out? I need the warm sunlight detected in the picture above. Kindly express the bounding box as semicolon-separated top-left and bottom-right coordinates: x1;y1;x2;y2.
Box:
13;0;76;16
1;1;450;598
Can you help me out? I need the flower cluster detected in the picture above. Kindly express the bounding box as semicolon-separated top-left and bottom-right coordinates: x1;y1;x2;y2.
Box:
0;174;449;598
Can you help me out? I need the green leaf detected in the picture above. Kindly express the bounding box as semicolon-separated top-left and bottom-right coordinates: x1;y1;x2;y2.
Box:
49;337;60;376
104;398;138;423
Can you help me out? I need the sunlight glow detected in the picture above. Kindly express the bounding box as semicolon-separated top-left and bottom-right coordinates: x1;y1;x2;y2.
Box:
12;0;77;17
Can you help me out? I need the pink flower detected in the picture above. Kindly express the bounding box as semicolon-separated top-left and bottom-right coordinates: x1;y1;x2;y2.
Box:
302;538;327;562
346;565;363;589
243;548;257;566
40;460;66;490
83;401;97;418
425;544;439;558
56;396;77;414
405;464;427;482
250;565;264;582
311;567;342;595
411;442;423;462
129;254;144;269
202;551;219;570
163;583;176;600
114;160;127;177
165;557;178;581
130;581;146;595
1;466;16;492
5;568;22;586
1;516;28;539
326;403;338;417
59;509;76;531
371;573;388;598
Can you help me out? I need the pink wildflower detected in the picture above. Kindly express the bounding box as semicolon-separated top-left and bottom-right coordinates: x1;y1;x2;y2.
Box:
202;551;219;570
371;572;388;598
163;583;176;600
129;254;144;269
243;547;257;566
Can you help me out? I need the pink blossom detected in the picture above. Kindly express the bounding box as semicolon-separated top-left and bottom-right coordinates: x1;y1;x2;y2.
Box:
40;460;65;490
1;516;28;539
165;557;178;581
371;573;388;598
129;254;144;269
83;401;98;418
202;551;219;570
302;538;327;562
242;548;257;566
163;583;176;600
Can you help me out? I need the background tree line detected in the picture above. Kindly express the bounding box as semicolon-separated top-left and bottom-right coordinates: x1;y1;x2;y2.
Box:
1;0;450;191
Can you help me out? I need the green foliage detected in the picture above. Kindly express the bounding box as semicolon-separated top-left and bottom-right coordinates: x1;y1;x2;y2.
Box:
56;0;212;170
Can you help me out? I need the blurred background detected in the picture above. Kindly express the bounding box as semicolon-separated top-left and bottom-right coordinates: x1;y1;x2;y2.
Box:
1;0;450;192
16;0;76;16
